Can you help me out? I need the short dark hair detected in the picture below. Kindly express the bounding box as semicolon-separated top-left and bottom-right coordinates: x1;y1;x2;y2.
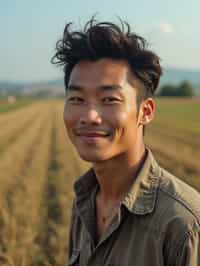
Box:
51;17;162;103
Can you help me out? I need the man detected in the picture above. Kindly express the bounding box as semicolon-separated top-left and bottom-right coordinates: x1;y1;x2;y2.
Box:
51;18;200;266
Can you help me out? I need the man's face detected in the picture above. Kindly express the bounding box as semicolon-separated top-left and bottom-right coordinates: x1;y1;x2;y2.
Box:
64;58;150;163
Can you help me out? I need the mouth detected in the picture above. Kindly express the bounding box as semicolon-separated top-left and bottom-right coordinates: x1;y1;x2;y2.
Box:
75;131;110;143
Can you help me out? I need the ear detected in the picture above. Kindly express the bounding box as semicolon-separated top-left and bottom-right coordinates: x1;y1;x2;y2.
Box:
138;98;155;126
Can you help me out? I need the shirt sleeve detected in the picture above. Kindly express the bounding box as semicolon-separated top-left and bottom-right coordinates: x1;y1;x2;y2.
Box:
175;227;200;266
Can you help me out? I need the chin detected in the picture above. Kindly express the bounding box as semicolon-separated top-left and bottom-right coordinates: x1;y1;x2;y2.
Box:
77;150;108;163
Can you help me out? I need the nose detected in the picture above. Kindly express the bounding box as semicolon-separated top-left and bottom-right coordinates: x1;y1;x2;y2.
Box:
79;105;102;125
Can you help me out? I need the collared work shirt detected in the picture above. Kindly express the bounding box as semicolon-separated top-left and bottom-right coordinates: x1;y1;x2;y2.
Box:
68;149;200;266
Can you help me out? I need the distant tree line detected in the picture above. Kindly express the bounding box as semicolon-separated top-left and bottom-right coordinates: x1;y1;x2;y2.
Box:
158;81;194;97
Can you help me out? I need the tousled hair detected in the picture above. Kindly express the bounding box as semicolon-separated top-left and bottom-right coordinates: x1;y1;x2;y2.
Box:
51;17;162;103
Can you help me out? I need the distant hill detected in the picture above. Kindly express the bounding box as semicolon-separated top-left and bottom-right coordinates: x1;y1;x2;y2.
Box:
160;68;200;87
0;67;199;96
0;79;64;97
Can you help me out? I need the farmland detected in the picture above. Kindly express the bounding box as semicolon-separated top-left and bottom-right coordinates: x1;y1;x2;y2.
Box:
0;99;33;113
145;98;200;190
0;98;199;265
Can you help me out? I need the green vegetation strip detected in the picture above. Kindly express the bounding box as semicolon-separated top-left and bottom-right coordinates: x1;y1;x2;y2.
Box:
153;98;200;133
0;99;33;113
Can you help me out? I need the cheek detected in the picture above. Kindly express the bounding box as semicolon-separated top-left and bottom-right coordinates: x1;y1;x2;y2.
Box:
113;114;128;131
109;106;137;131
63;104;76;131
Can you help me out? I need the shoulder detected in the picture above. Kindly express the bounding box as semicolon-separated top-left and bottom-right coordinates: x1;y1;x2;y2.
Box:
153;166;200;245
158;167;200;224
153;167;200;265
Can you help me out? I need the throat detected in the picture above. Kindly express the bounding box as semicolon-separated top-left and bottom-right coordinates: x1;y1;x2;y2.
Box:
93;148;147;200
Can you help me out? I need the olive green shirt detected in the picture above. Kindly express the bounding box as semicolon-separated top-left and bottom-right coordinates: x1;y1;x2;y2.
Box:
68;149;200;266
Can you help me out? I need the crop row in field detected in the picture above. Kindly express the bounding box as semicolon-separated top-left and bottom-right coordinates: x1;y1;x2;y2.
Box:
0;101;89;266
0;102;54;265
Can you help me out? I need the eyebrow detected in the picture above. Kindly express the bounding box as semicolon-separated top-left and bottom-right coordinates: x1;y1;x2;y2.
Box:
67;85;83;91
67;84;123;91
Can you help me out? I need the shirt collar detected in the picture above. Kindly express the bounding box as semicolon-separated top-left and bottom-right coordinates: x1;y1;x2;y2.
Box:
74;148;161;215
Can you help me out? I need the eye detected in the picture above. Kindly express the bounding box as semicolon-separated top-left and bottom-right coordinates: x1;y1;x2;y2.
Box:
102;97;121;104
67;96;84;104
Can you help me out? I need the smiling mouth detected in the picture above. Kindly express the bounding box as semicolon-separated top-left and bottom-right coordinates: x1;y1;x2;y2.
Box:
75;131;110;142
78;133;109;137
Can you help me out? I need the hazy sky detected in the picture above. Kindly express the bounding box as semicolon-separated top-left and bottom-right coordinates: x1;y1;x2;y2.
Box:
1;0;200;82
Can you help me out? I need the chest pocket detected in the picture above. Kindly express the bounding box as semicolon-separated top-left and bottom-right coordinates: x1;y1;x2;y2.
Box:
68;250;80;266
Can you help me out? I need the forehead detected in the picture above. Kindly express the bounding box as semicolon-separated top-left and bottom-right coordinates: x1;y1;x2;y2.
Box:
68;58;136;88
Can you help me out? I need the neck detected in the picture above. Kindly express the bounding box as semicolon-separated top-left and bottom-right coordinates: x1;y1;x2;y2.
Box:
93;142;147;203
